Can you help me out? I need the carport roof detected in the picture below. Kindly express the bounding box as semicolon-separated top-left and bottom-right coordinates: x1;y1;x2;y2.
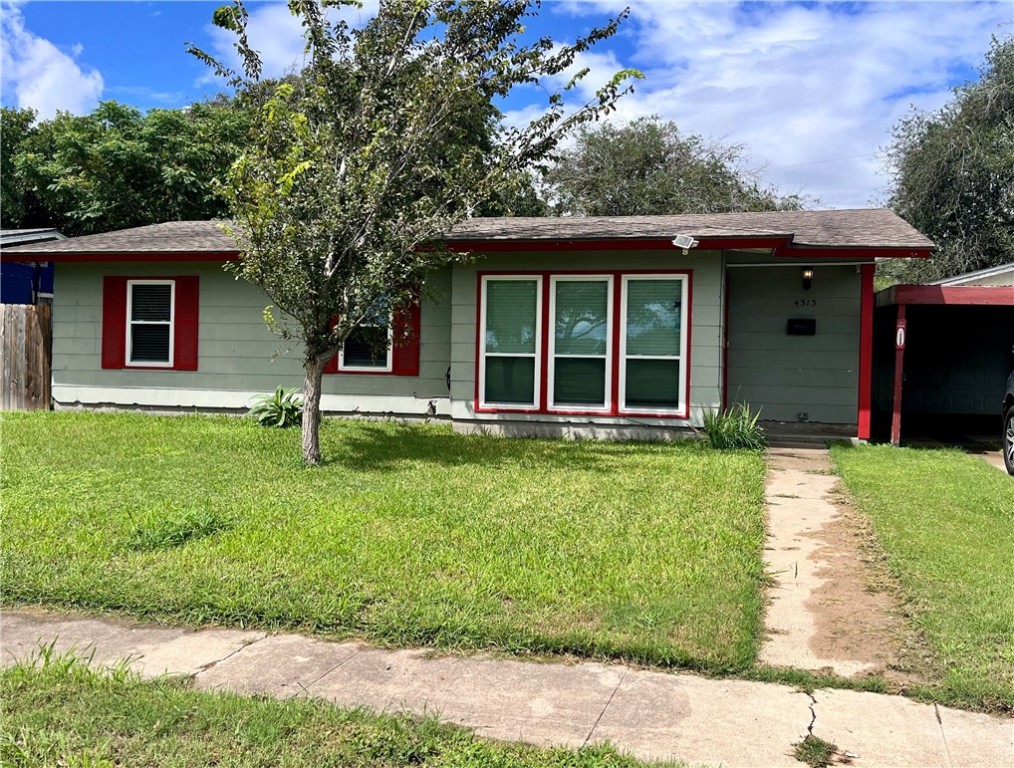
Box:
876;284;1014;307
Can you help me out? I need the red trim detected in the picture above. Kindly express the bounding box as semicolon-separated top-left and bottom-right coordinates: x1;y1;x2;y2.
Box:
857;264;875;440
876;284;1014;307
539;277;551;411
391;301;421;376
102;275;199;371
174;276;200;371
5;252;240;263
890;304;907;446
101;276;128;369
473;270;693;420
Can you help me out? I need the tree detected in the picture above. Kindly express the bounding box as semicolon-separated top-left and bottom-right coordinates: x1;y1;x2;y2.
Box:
541;116;803;216
9;100;250;235
883;35;1013;283
191;0;639;464
0;107;40;229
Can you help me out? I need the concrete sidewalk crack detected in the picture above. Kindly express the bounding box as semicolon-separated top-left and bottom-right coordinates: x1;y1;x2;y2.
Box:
297;646;365;695
934;703;954;768
194;634;265;677
582;668;627;747
805;692;817;736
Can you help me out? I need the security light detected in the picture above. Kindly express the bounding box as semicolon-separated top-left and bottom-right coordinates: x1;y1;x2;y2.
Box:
672;234;699;254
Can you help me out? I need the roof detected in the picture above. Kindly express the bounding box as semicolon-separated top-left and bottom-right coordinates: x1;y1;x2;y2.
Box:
876;284;1014;307
446;209;934;250
929;262;1014;287
1;228;66;246
0;221;234;256
0;209;934;262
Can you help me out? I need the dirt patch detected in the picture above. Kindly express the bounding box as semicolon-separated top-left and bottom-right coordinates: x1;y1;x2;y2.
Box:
803;483;938;688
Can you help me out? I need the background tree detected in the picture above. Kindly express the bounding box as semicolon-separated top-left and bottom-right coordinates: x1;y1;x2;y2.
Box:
541;116;803;216
882;35;1013;284
1;107;41;229
6;99;250;235
192;0;638;463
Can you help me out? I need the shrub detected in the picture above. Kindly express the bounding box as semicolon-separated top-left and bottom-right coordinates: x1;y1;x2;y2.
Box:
249;387;303;428
703;404;767;450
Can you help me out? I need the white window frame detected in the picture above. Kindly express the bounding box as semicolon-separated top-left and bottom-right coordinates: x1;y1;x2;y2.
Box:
547;275;613;413
618;274;689;415
479;275;543;410
338;312;394;373
126;279;175;368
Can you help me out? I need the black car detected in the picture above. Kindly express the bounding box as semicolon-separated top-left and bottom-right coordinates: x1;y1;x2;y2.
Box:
1005;363;1014;475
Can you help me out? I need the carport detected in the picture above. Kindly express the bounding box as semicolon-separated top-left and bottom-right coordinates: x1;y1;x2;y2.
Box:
873;282;1014;445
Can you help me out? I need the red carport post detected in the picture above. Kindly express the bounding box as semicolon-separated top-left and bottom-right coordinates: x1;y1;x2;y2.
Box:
890;304;907;446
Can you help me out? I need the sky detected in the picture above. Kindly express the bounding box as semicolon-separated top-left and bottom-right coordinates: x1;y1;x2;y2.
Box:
2;0;1011;209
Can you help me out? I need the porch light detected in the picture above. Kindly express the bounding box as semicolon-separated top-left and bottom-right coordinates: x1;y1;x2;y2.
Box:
802;267;814;291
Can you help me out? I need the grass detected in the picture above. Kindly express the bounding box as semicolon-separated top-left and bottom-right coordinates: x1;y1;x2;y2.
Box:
831;443;1014;712
1;411;767;672
792;735;838;768
1;648;673;768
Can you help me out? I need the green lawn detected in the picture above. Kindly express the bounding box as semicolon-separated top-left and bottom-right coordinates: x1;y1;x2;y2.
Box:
1;412;766;671
831;444;1014;712
1;651;670;768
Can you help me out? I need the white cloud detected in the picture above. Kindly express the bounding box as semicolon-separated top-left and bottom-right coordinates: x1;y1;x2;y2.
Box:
549;1;1012;208
1;2;103;118
202;0;379;83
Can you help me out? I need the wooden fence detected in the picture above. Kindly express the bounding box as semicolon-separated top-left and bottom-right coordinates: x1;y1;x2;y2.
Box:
1;304;52;411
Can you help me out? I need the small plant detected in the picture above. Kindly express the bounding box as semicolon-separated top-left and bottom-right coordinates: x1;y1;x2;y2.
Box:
249;387;303;428
793;734;839;768
127;509;232;552
703;403;767;450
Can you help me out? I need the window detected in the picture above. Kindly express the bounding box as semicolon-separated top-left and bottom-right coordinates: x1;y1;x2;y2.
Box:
549;277;611;410
324;300;421;377
127;280;174;366
339;299;393;372
480;276;541;407
102;276;199;371
476;271;689;417
620;277;687;412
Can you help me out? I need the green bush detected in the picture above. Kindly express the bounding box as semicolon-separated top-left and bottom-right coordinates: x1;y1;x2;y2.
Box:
249;387;303;428
703;404;767;450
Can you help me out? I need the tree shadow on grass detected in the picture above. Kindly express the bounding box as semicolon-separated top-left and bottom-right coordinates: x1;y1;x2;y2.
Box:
318;422;705;474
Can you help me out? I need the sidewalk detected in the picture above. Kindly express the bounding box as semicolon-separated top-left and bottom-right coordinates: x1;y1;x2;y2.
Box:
2;609;1011;768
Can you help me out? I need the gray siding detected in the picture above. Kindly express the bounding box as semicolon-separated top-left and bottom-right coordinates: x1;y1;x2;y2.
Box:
52;261;452;413
449;250;724;429
726;264;860;425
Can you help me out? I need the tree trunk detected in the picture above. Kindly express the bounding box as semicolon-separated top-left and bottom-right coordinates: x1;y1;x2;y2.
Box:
302;355;327;464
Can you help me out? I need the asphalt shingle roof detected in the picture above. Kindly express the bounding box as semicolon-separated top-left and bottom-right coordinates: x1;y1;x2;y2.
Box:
446;209;935;249
0;209;934;256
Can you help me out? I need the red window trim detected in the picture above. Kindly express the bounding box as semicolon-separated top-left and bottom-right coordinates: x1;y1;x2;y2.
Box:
101;275;199;371
474;269;693;420
324;301;421;377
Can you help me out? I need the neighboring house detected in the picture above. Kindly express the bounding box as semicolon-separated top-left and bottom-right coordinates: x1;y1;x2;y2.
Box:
873;262;1014;443
0;228;65;305
2;210;933;440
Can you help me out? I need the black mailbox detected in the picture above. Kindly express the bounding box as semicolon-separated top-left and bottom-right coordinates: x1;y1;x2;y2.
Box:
787;318;816;336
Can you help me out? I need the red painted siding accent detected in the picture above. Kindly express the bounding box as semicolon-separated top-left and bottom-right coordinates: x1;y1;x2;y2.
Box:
102;275;199;371
610;277;623;416
325;304;421;376
857;263;875;440
876;284;1014;307
539;278;551;411
174;276;200;371
392;302;421;376
101;276;128;369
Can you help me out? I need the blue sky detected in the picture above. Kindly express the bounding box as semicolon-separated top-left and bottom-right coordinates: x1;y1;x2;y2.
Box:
3;1;1011;208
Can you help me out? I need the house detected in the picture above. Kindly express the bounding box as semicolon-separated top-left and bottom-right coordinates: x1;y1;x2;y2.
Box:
874;262;1014;444
1;210;934;440
1;228;65;305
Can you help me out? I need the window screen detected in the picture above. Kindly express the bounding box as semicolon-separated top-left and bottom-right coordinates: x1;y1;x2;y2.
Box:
483;279;539;405
552;279;609;408
128;282;172;364
623;278;683;410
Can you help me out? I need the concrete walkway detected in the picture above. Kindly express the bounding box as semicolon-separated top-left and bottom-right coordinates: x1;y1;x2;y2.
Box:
2;609;1011;767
